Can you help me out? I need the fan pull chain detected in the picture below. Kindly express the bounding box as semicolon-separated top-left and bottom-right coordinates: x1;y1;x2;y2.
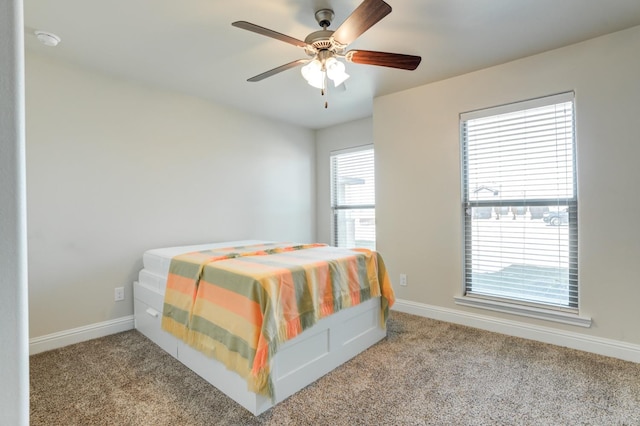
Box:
324;71;329;109
322;86;328;109
322;70;328;108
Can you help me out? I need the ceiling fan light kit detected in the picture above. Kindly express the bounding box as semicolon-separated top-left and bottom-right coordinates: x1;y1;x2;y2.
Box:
300;50;350;90
231;0;421;108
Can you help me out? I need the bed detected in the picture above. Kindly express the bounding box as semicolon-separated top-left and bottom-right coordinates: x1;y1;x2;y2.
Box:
133;240;394;415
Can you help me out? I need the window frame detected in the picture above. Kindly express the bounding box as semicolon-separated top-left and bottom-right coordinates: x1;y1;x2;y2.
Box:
330;145;376;249
456;92;590;327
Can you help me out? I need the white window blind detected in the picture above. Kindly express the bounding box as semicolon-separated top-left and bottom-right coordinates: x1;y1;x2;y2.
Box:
330;147;375;249
461;92;578;310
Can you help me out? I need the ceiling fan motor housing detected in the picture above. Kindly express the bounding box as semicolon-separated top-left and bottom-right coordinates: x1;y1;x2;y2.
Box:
304;9;340;55
304;30;336;53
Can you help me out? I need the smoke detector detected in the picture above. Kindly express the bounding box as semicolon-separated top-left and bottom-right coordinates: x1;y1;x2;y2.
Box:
35;31;61;47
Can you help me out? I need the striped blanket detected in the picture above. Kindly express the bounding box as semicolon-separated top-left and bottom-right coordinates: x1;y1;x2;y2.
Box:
161;242;395;398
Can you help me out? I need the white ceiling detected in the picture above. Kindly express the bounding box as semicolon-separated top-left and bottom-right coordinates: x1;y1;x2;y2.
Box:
24;0;640;130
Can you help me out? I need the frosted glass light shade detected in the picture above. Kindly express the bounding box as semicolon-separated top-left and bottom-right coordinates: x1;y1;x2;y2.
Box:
301;59;325;89
326;58;349;87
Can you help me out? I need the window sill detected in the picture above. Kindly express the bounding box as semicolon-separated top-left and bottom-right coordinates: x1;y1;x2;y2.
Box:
454;295;592;328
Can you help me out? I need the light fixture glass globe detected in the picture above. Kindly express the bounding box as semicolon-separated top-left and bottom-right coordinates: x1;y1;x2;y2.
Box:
301;59;325;89
326;57;350;87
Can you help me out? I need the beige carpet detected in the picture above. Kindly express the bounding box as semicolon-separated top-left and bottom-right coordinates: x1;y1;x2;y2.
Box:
30;311;640;425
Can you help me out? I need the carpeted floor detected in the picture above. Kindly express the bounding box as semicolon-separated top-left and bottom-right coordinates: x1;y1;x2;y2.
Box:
30;311;640;425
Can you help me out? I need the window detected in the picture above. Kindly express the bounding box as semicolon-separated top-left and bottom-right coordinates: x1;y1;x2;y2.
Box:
330;146;375;250
460;92;578;313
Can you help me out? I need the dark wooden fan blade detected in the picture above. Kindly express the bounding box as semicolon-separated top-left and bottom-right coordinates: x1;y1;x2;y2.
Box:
331;0;392;47
232;21;307;48
247;59;309;82
345;50;421;70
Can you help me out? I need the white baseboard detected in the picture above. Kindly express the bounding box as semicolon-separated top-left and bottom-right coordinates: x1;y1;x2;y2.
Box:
30;304;640;364
392;299;640;364
29;315;135;355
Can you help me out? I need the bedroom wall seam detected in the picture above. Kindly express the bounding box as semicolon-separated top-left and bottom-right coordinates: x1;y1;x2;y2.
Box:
29;315;134;355
392;299;640;364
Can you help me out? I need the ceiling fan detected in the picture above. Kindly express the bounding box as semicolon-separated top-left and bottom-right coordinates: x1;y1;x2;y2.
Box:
232;0;421;107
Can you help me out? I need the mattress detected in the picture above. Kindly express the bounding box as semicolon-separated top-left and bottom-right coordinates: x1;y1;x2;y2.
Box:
139;240;267;292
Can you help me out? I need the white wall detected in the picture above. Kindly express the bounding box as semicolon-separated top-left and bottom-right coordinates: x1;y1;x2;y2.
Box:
374;26;640;346
0;1;29;423
315;116;373;244
26;52;316;338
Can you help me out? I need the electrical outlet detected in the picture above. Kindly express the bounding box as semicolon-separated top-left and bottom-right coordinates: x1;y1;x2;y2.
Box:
399;274;408;286
114;287;125;302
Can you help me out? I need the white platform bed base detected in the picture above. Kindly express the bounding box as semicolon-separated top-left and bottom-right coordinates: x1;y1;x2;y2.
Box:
133;242;387;415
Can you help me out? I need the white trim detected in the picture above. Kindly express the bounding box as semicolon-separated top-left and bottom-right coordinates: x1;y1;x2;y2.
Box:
329;143;373;156
454;295;591;328
29;316;135;355
460;91;574;120
392;299;640;364
1;1;29;424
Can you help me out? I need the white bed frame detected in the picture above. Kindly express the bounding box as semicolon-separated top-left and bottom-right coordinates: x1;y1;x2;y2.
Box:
134;277;386;415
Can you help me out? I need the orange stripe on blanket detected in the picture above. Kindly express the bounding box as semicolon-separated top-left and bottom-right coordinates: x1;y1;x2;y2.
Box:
277;270;300;330
251;333;270;377
166;272;199;296
195;280;263;328
346;256;361;306
192;298;262;347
